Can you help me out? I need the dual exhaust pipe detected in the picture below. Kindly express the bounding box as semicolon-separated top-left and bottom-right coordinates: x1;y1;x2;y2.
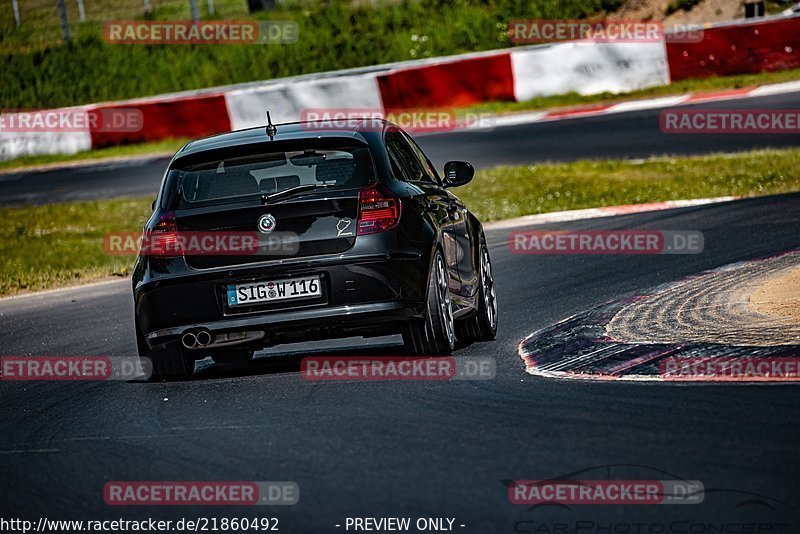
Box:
180;329;264;350
181;329;212;349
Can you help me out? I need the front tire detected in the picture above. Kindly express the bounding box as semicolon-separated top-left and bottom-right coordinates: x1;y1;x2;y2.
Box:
457;241;498;342
403;250;456;355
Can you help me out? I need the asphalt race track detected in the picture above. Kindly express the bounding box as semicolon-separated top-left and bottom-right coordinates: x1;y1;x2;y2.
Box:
1;193;799;531
4;90;800;206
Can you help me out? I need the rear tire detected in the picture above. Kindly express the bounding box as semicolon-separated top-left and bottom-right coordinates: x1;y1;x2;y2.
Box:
136;319;195;381
403;250;456;355
456;241;497;342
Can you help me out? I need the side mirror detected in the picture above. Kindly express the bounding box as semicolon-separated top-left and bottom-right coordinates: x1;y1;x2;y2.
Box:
151;198;157;211
443;161;474;188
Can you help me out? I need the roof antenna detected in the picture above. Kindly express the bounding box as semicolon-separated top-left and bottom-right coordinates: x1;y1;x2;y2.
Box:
266;111;277;141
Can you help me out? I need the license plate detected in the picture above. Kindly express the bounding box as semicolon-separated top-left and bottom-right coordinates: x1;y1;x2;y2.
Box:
227;276;321;306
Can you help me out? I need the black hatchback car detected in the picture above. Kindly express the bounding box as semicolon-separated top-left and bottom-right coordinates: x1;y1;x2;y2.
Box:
133;118;497;380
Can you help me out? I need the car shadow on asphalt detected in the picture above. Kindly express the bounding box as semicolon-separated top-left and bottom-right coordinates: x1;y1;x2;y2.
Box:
190;339;410;382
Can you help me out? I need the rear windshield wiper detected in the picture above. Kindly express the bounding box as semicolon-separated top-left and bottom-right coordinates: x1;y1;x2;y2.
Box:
261;183;335;205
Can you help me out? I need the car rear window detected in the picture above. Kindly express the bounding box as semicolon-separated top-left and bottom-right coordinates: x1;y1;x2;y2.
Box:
167;146;374;209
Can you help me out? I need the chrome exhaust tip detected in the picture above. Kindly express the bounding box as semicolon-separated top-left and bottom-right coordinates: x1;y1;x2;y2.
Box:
181;332;197;349
196;330;212;347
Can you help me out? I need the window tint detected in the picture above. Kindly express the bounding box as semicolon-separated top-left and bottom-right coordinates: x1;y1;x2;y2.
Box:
167;146;374;209
385;131;429;183
385;139;410;182
402;132;440;184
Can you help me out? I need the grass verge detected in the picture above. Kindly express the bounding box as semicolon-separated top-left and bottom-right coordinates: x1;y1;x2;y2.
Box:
458;148;800;221
0;198;152;296
2;147;799;297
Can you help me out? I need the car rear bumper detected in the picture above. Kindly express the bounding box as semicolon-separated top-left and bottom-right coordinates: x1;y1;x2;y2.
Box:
145;300;419;350
134;244;433;349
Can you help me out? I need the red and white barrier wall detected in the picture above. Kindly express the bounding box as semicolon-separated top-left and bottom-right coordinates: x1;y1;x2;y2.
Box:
666;16;800;80
0;106;93;160
377;52;515;110
91;93;231;149
2;14;800;162
511;41;669;101
225;74;384;130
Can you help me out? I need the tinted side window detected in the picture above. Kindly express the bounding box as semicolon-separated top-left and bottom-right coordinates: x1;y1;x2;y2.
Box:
402;132;439;184
385;135;410;182
385;131;428;183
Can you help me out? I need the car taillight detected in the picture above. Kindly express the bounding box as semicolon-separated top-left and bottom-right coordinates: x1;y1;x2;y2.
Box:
141;211;183;257
357;185;401;235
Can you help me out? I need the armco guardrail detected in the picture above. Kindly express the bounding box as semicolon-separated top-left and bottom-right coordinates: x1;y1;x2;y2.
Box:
2;14;799;161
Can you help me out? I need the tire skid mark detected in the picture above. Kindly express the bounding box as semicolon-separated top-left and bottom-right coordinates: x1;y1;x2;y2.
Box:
519;250;800;383
609;251;800;346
